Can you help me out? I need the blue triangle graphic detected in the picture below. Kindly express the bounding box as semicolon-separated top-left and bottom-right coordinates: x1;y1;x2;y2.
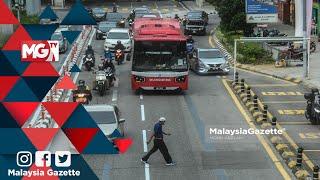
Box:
61;1;97;25
63;105;99;129
0;155;31;178
51;155;99;179
4;78;39;102
61;31;81;44
83;130;119;154
109;129;123;138
0;51;18;76
0;103;19;128
69;63;81;72
39;5;58;20
23;24;58;40
23;76;59;102
0;128;37;154
2;51;30;75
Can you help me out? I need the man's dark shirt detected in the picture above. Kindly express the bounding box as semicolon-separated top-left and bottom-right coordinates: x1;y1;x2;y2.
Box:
154;122;163;139
114;44;125;51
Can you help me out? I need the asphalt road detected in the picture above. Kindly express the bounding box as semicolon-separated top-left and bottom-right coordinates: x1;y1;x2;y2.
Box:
47;1;304;180
66;1;289;180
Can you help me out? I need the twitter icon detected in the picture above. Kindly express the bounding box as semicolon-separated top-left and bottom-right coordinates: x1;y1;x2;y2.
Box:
55;151;71;167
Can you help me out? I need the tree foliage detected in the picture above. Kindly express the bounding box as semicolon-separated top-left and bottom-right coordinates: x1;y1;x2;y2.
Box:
208;0;254;34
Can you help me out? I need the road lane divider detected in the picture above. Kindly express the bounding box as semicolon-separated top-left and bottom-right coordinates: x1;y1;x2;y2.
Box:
261;92;304;96
141;105;145;121
227;72;315;179
142;130;150;180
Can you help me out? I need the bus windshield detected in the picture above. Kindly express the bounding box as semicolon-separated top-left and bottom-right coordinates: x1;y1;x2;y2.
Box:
133;41;187;72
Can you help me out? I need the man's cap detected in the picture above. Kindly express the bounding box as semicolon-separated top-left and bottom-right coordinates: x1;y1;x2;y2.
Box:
159;117;166;122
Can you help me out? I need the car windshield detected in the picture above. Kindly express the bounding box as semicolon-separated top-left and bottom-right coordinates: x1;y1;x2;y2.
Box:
135;12;150;18
199;50;223;59
51;33;63;40
99;23;116;31
93;8;104;14
106;13;123;21
107;32;129;39
133;41;187;71
88;111;116;124
187;12;202;18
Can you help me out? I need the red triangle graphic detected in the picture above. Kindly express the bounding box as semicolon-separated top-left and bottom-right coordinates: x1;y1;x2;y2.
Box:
0;76;19;101
22;128;59;151
2;25;32;50
2;102;39;127
22;62;59;77
0;1;19;24
23;164;59;180
113;138;133;154
64;128;98;153
43;102;78;127
55;75;77;90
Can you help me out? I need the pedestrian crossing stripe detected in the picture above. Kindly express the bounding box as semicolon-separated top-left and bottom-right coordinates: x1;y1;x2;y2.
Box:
278;110;305;115
299;132;320;139
261;91;304;96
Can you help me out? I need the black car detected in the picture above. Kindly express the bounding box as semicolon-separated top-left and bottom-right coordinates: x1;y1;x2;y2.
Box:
92;8;106;22
106;12;125;28
96;21;117;40
184;10;208;36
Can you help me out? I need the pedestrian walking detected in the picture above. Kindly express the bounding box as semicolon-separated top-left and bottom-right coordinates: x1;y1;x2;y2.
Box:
141;117;175;166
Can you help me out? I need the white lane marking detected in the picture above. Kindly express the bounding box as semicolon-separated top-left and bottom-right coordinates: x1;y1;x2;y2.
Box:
112;90;118;102
142;130;150;180
142;130;148;152
141;104;145;121
140;95;143;100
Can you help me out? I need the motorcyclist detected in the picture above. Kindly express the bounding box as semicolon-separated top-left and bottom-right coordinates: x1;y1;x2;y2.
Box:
174;14;180;20
186;35;194;44
104;48;113;61
77;80;90;92
112;3;117;12
103;58;115;73
85;45;94;55
114;40;125;51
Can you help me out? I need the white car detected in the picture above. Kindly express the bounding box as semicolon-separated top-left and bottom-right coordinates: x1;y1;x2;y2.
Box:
104;28;132;52
84;104;125;138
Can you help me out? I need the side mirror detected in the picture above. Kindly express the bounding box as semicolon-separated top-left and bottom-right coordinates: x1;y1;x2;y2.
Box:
119;118;125;124
304;93;313;100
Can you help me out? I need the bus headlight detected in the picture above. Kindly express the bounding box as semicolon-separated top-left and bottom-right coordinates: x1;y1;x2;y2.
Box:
134;75;145;82
175;76;186;83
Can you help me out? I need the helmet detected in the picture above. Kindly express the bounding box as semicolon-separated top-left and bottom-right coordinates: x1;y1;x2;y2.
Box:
188;35;192;39
98;63;104;70
159;117;166;122
87;45;92;49
78;80;85;86
105;47;110;52
117;40;121;44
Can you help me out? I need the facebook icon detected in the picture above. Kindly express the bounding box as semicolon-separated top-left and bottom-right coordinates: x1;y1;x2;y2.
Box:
35;151;51;167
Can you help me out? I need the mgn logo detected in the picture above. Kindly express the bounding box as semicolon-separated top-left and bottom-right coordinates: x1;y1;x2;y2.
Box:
21;41;59;62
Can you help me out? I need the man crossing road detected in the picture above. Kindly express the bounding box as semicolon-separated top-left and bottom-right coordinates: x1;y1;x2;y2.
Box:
141;117;175;166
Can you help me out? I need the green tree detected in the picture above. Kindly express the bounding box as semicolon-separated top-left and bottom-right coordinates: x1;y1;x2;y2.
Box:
209;0;254;35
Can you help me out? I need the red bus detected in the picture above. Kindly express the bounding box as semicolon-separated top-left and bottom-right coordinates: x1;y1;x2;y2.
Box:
131;18;188;93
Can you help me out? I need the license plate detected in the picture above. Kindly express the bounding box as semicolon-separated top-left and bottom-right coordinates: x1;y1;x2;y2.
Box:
154;87;165;90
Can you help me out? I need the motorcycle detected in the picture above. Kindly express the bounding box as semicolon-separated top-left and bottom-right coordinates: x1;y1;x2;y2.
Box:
186;42;194;59
95;70;108;96
115;49;124;65
72;89;92;104
304;88;320;125
83;54;95;71
128;19;133;27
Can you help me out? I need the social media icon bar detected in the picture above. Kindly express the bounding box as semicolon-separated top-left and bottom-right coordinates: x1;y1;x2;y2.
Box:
35;151;51;167
16;151;32;167
55;151;71;167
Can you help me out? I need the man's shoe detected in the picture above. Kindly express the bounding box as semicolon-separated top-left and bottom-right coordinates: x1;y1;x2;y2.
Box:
165;162;176;166
141;159;149;164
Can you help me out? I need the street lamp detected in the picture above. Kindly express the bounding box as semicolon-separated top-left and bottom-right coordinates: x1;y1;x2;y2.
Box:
12;0;24;22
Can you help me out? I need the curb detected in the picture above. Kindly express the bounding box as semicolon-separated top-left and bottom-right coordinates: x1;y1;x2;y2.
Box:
211;34;303;85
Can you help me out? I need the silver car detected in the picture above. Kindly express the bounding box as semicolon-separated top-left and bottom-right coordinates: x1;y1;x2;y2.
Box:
189;48;230;74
